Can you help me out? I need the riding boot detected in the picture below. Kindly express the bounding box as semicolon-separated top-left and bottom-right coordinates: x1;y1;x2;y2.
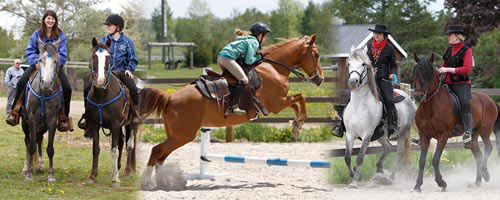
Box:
131;104;141;124
388;107;399;140
57;112;71;132
462;112;472;143
331;118;345;138
229;81;246;115
5;92;24;126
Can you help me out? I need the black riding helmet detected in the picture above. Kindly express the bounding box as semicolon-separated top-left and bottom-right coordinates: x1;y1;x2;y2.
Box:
103;14;124;29
250;22;271;37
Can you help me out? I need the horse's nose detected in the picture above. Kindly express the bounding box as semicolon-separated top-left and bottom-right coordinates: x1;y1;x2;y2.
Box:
349;78;358;87
96;78;105;86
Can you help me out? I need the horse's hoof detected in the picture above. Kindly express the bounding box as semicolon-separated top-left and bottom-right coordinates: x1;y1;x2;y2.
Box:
347;184;357;189
111;181;120;188
36;168;44;174
85;178;96;185
24;176;33;182
481;169;490;182
141;181;156;191
439;181;447;191
413;188;421;193
372;173;392;186
474;180;482;187
48;177;56;184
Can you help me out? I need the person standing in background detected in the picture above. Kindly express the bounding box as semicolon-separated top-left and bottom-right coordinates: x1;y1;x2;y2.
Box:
4;59;24;115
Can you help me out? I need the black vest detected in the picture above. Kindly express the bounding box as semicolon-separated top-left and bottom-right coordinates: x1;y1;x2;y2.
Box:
442;46;470;82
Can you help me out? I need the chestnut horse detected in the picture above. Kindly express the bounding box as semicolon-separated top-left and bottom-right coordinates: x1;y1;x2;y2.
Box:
412;54;500;192
139;35;323;189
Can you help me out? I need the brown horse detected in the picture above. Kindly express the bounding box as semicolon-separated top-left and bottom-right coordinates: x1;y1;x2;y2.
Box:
412;53;500;192
138;35;323;190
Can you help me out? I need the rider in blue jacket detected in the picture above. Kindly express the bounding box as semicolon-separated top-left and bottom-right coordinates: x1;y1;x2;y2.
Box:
6;10;72;132
79;14;140;137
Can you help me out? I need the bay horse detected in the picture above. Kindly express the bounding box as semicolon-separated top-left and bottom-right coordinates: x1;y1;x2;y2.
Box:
138;35;323;190
83;38;139;187
412;53;500;192
20;39;63;183
343;47;416;188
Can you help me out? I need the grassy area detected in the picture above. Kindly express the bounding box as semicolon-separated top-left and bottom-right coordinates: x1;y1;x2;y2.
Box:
0;112;139;200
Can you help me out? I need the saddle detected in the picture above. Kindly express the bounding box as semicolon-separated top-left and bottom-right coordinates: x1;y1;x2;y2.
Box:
443;84;464;136
194;59;268;117
360;90;406;142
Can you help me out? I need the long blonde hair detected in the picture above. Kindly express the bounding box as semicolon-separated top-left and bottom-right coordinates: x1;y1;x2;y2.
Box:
234;29;251;36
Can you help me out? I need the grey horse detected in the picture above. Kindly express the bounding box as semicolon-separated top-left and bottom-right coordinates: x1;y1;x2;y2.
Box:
20;40;63;183
343;47;417;188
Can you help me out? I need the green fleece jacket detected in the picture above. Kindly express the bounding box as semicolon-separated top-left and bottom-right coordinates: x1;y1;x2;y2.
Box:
218;35;261;65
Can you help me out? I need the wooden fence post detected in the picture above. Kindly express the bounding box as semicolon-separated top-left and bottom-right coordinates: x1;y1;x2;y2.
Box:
225;126;234;142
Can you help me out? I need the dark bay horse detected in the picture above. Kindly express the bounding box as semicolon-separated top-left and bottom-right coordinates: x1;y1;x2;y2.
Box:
412;54;500;192
20;39;63;183
83;38;139;187
138;35;323;189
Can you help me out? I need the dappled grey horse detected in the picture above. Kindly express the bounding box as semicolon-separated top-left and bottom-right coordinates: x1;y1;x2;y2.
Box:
343;47;416;188
20;40;63;183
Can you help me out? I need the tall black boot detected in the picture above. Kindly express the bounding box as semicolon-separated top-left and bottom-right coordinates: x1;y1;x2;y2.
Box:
229;81;246;115
462;112;472;143
331;118;345;138
388;106;399;140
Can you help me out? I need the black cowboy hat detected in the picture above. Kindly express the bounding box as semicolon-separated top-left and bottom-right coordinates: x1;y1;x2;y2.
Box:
446;25;467;36
368;24;390;34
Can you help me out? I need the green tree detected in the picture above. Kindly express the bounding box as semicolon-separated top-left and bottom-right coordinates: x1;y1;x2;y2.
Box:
270;0;304;41
151;1;174;42
0;27;15;57
471;29;500;88
300;1;335;53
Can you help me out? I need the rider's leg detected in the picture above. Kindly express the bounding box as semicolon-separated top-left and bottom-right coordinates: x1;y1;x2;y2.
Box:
377;78;399;140
450;84;472;143
116;71;141;122
6;66;36;126
57;68;72;132
218;56;248;115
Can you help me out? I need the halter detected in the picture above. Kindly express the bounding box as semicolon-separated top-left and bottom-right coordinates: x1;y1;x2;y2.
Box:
348;63;368;86
262;40;320;82
25;70;63;125
414;72;444;103
90;48;112;89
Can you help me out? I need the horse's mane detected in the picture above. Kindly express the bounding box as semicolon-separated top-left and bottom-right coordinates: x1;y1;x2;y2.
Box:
350;48;379;101
412;57;437;89
261;37;304;56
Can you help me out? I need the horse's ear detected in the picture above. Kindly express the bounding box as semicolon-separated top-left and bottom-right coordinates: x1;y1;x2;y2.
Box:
92;37;98;48
37;37;44;50
54;38;61;49
105;39;112;48
350;45;356;53
414;53;420;63
309;34;317;45
429;53;435;64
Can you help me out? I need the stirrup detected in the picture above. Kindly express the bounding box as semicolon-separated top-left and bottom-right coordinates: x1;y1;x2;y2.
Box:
388;128;399;140
5;111;20;126
57;116;70;132
230;107;246;115
331;126;343;138
462;131;472;143
78;114;87;129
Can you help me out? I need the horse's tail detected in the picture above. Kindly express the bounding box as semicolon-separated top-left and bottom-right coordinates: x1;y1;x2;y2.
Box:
138;88;171;118
494;104;500;157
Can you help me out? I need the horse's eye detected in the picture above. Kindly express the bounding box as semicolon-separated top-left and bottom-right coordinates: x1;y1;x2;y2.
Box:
362;63;367;66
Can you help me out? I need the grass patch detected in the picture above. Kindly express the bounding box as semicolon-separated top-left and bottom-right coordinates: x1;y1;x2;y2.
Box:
142;123;340;143
0;111;139;200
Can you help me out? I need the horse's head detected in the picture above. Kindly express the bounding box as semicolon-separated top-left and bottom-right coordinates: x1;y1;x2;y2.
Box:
38;38;60;90
347;46;372;89
297;35;324;86
90;37;112;89
412;53;438;103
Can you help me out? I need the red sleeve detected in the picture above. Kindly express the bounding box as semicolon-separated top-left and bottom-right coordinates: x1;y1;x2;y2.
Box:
454;48;472;76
